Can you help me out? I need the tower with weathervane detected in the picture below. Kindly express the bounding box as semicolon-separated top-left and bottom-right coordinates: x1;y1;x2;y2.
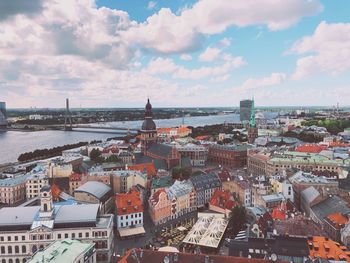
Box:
247;98;258;144
140;98;157;153
39;185;54;219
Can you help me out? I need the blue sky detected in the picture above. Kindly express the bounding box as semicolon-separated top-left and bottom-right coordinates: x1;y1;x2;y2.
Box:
0;0;349;108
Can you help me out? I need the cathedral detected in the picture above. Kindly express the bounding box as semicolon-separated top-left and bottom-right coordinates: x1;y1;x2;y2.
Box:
136;99;181;170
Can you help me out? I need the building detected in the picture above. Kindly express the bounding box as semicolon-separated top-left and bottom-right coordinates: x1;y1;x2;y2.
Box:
118;248;287;263
230;179;252;207
324;213;349;243
308;236;350;261
247;151;270;176
190;172;221;208
247;99;258;144
209;190;237;217
208;144;250;167
259;193;285;209
26;173;49;199
0;186;114;262
0;101;7;128
176;143;208;166
289;171;339;209
0;174;29;205
139;99;181;169
240;99;253;122
74;181;114;214
157;126;192;139
151;175;173;195
115;189;144;238
148;180;197;229
69;173;84;195
28;239;96;263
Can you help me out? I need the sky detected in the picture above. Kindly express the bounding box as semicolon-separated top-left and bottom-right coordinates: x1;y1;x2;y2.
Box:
0;0;349;108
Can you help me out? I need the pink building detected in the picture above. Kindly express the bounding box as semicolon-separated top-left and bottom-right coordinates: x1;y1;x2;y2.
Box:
148;189;172;225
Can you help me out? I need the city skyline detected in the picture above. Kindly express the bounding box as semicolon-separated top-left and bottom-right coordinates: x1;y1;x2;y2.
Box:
0;0;350;108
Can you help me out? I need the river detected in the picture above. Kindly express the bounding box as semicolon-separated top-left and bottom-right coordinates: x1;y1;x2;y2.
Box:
0;113;244;164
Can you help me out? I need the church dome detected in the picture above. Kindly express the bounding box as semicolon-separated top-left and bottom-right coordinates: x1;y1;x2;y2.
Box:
142;118;156;131
40;185;51;192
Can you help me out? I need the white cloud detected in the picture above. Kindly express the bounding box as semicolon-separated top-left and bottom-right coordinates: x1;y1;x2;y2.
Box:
219;37;231;47
145;55;245;80
180;54;192;61
124;0;322;54
199;47;221;62
291;21;350;79
147;1;157;10
235;73;287;92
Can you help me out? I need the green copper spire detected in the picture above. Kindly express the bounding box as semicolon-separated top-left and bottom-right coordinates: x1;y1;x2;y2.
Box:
249;97;256;127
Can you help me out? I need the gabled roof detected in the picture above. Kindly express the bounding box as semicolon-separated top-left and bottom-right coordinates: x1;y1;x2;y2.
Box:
147;143;173;157
128;163;156;177
210;189;237;210
116;189;143;215
190;172;221;192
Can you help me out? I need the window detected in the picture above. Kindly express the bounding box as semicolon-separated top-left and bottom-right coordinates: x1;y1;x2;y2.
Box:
0;237;3;241
85;233;89;238
8;236;11;241
65;234;68;238
8;245;12;254
21;236;25;241
15;246;19;253
71;233;75;239
79;233;82;238
121;222;123;227
58;234;61;239
22;245;26;253
1;246;5;254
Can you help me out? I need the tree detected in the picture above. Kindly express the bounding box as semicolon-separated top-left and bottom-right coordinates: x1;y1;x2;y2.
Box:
228;205;247;237
105;155;120;163
90;148;102;163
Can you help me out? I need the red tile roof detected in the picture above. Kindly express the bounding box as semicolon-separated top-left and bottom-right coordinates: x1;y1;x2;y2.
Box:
295;144;327;153
327;213;348;227
309;236;350;261
118;249;289;263
116;189;143;215
195;135;211;140
69;173;82;182
128;163;156;177
210;189;238;210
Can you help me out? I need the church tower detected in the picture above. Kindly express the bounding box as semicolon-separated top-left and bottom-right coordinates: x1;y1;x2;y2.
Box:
39;185;54;219
140;99;157;153
248;98;258;144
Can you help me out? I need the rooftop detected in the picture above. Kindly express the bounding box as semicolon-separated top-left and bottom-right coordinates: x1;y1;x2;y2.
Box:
116;189;143;215
74;181;111;200
151;175;173;190
209;189;237;211
308;236;350;261
28;239;95;263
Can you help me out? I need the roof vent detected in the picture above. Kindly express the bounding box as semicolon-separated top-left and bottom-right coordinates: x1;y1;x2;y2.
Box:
163;255;170;263
127;200;131;205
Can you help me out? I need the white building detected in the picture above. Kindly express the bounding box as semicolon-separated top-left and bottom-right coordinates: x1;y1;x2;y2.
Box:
0;186;114;263
26;173;48;199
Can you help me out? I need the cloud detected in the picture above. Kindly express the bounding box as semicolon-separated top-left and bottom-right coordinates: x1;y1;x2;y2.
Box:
199;47;221;62
219;37;231;47
147;1;157;10
235;72;287;92
124;0;322;54
290;21;350;79
0;0;44;21
180;54;192;61
145;55;245;80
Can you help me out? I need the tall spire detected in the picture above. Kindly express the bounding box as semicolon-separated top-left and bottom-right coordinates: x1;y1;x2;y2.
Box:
145;98;153;118
249;97;256;128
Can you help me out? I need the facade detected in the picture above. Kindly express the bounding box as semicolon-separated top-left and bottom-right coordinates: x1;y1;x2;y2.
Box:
190;172;221;208
0;186;114;263
0;174;29;205
148;180;197;228
240;99;253;122
247;152;270;176
157;126;192;139
208;144;249;167
324;213;348;243
115;189;144;237
26;173;48;199
74;181;114;214
176;143;208;166
0;101;7;128
28;239;96;263
230;179;252;207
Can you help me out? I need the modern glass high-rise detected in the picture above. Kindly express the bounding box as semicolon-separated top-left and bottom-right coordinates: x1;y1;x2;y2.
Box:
240;99;253;122
0;102;7;127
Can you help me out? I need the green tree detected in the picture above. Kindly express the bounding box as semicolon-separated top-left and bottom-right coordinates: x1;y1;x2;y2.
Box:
90;148;102;163
228;205;247;237
105;155;120;163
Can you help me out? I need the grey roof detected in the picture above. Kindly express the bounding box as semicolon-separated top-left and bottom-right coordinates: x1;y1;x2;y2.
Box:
40;185;51;192
75;181;111;200
311;195;350;220
141;118;156;131
209;144;252;152
167;180;193;199
301;186;320;205
147;143;173;157
190;172;221;192
0;206;39;226
181;157;192;168
54;204;100;224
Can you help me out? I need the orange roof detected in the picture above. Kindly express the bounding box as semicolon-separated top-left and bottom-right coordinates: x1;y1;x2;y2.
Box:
69;173;82;181
151;188;167;204
195;135;211;140
309;236;350;261
327;213;348;226
210;189;238;210
128;163;156;177
329;141;350;147
296;144;327;153
116;189;143;215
